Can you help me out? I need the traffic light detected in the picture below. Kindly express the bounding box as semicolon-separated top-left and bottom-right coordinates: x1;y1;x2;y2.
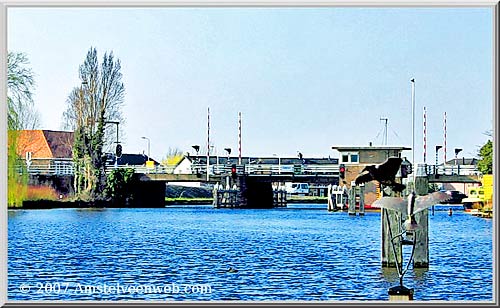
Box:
339;164;346;179
231;164;237;179
115;143;122;158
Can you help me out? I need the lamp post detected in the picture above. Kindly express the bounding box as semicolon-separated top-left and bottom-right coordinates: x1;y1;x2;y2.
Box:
192;145;200;156
192;145;200;174
273;153;281;174
141;137;151;161
435;145;442;175
224;148;231;163
454;148;462;175
410;78;416;185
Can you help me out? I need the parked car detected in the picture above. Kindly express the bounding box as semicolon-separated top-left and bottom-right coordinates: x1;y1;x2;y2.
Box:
440;190;467;204
285;183;310;195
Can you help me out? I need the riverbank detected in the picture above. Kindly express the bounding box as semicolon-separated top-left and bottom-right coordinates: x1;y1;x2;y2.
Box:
10;195;330;209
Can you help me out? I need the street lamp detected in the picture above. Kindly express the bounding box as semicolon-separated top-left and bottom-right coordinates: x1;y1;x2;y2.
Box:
224;147;231;164
435;145;442;174
192;145;200;156
273;153;281;174
141;137;151;161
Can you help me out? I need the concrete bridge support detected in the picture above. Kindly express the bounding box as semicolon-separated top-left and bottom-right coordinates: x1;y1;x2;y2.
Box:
213;176;282;209
242;178;274;209
128;181;166;208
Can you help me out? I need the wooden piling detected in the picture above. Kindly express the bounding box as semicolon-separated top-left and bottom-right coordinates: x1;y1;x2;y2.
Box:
413;209;429;268
348;186;356;216
273;189;287;207
381;208;403;267
358;185;365;216
327;184;334;211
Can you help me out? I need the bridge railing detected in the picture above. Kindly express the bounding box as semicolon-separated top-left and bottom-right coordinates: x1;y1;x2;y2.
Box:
417;164;480;176
105;165;176;174
25;163;75;176
191;163;339;175
19;161;177;176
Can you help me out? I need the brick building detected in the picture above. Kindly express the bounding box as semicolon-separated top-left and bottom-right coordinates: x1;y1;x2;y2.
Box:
331;145;411;206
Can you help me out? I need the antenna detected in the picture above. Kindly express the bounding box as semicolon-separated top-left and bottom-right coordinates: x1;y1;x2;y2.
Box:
380;117;388;145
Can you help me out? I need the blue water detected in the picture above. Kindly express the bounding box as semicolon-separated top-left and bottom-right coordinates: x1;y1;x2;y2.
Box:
8;204;493;302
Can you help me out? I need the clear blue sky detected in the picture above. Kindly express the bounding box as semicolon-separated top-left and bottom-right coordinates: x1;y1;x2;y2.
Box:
7;6;493;163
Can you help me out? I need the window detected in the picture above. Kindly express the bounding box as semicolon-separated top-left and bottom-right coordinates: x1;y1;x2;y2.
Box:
342;155;349;163
350;154;359;163
341;152;359;163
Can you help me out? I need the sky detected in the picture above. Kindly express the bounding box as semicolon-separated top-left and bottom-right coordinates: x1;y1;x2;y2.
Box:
7;6;494;164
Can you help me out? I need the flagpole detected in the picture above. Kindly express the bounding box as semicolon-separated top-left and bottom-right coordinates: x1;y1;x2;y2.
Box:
411;78;416;187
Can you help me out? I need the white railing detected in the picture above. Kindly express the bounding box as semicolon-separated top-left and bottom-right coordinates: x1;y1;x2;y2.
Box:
21;161;177;176
106;165;176;174
191;163;339;175
26;164;75;176
24;158;74;176
417;164;480;176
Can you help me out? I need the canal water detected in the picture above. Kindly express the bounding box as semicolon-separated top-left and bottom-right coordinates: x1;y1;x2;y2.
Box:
8;204;493;302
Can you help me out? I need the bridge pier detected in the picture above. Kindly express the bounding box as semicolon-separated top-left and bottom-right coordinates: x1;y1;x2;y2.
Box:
213;176;287;209
128;180;166;208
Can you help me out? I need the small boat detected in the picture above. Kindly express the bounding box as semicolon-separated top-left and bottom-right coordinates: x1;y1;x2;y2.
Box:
462;197;484;213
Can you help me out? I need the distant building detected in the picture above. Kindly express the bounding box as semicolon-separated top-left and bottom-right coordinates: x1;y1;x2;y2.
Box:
332;145;412;206
106;153;160;167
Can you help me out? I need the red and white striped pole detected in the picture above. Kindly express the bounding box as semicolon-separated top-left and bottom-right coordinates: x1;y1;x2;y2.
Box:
423;107;427;164
238;112;242;165
443;112;447;165
207;107;210;181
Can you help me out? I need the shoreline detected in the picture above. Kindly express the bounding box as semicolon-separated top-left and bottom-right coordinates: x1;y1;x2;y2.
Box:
9;196;332;209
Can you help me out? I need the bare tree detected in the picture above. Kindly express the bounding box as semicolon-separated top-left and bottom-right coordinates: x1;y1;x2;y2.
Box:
63;47;125;200
7;51;40;206
7;52;41;130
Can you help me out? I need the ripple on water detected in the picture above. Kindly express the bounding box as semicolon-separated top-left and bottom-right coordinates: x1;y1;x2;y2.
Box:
8;207;493;301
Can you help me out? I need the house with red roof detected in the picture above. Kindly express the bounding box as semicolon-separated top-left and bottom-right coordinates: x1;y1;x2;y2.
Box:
15;130;74;175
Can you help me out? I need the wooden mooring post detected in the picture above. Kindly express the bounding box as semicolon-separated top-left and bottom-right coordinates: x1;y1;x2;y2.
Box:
358;184;365;216
213;180;239;208
348;184;356;216
327;185;347;211
347;182;365;216
381;208;403;267
382;183;430;302
273;187;287;207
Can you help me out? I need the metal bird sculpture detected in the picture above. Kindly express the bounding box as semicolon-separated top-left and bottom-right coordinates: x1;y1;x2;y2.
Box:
354;157;406;192
373;191;451;230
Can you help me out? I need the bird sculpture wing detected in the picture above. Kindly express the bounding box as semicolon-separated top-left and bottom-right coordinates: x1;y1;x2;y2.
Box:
372;197;407;214
376;157;403;180
413;191;452;215
354;172;373;185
